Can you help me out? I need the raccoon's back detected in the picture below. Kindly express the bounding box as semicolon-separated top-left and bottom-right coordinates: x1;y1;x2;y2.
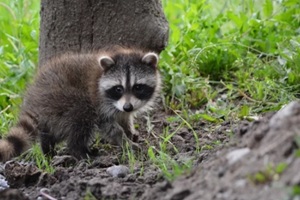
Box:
21;53;102;131
35;53;102;94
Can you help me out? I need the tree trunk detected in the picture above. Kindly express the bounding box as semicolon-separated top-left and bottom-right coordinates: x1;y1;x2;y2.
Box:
39;0;169;66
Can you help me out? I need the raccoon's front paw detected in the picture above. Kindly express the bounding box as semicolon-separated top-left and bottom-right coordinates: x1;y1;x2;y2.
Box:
129;141;141;152
126;132;139;143
67;147;96;160
131;134;139;143
88;147;100;157
123;130;139;143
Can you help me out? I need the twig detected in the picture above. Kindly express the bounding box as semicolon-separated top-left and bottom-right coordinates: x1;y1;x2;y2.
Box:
39;188;57;200
238;89;260;103
0;105;11;115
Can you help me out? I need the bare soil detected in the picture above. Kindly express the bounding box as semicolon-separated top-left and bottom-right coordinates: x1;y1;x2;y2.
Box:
1;101;300;200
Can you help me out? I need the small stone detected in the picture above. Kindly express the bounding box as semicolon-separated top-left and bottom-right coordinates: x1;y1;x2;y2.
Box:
234;179;247;188
156;180;172;191
106;165;130;178
226;148;250;164
269;101;300;128
0;174;9;191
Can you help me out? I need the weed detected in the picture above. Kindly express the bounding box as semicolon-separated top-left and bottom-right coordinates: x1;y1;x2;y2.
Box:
84;189;97;200
291;185;300;197
121;141;140;173
249;162;288;184
171;109;200;152
294;136;300;157
148;145;192;181
21;144;55;174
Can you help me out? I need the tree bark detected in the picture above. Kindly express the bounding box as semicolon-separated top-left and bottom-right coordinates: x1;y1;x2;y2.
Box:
39;0;169;66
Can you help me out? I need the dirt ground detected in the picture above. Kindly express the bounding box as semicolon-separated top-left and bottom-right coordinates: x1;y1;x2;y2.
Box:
0;101;300;200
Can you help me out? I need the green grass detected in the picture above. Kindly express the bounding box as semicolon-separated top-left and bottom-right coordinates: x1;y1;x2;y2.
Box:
152;0;300;179
20;144;55;173
248;162;288;184
0;0;39;134
0;0;300;180
161;0;300;114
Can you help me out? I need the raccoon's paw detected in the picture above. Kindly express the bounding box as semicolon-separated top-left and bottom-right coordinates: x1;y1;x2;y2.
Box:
123;129;139;143
125;141;142;153
51;155;78;167
87;147;100;157
131;134;139;143
126;133;139;143
67;147;97;160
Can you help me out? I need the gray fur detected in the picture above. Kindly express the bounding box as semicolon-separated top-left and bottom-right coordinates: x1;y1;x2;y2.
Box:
0;47;161;161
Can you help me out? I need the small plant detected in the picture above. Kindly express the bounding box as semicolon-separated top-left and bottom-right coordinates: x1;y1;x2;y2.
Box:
293;136;300;158
291;185;300;197
148;145;192;181
120;141;141;173
84;189;97;200
21;144;55;174
249;162;288;184
171;109;200;152
146;121;196;180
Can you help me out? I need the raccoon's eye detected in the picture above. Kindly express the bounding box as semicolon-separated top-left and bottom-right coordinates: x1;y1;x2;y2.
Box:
132;84;154;100
133;84;143;92
115;86;124;93
106;85;124;100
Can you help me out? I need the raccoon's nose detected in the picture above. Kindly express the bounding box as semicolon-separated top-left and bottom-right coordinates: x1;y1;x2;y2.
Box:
123;103;133;112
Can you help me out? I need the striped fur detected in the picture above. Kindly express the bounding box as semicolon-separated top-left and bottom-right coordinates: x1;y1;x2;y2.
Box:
0;114;38;161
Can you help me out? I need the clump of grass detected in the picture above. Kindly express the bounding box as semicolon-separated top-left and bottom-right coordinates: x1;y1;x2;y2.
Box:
291;185;300;197
248;162;288;184
148;145;192;181
146;125;194;181
120;141;143;173
21;144;55;174
84;189;97;200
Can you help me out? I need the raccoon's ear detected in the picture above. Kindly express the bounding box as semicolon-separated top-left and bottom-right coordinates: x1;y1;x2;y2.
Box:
98;56;115;70
142;52;159;68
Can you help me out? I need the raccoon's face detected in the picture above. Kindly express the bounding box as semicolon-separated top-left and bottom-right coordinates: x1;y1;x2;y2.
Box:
98;51;160;114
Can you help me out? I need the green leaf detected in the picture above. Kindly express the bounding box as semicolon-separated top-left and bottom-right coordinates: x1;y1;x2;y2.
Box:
197;114;218;123
254;172;267;183
239;105;250;118
295;150;300;157
263;0;273;18
275;162;288;174
292;185;300;196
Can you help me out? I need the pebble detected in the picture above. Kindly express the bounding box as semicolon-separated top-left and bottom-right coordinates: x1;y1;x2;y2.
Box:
226;148;250;165
0;174;9;191
106;165;130;178
234;179;247;188
269;101;300;128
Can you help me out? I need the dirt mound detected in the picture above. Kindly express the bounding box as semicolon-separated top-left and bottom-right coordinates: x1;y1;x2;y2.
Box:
0;101;300;200
141;101;300;200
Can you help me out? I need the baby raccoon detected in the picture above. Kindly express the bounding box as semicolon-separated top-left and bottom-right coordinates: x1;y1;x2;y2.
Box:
0;47;161;161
